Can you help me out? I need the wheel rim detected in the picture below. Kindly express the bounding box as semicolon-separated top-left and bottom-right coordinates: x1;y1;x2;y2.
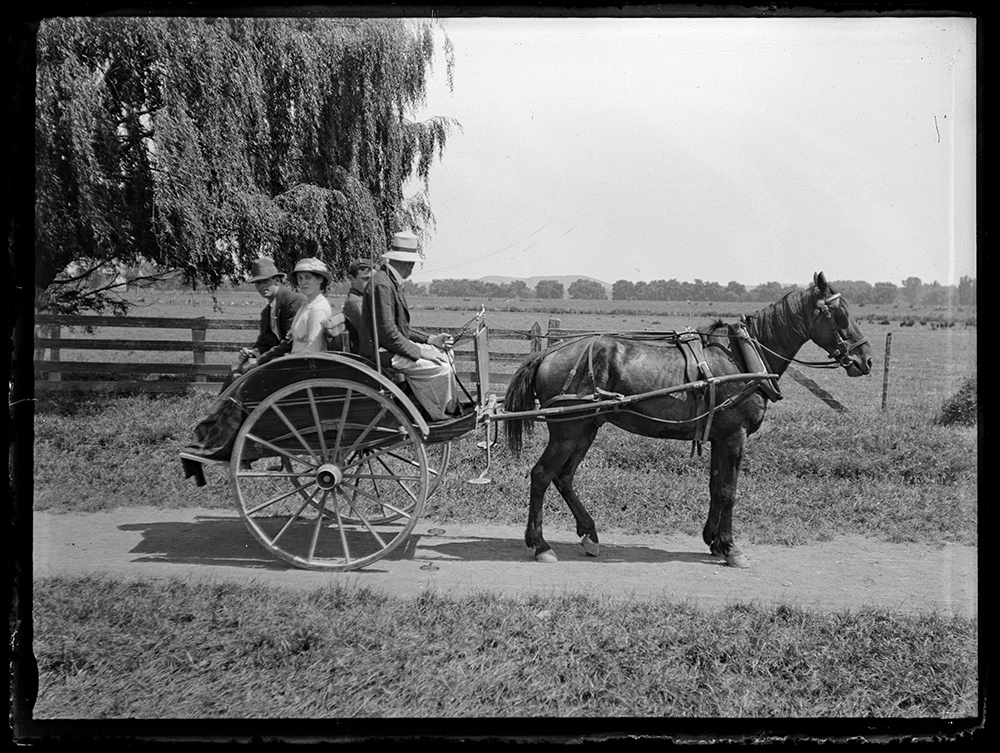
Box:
231;378;428;571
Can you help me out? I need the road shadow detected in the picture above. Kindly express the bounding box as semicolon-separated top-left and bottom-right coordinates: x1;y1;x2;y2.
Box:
117;516;722;570
119;516;292;571
416;532;720;566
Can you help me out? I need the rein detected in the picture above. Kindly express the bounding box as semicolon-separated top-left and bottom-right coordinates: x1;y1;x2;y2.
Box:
448;307;486;347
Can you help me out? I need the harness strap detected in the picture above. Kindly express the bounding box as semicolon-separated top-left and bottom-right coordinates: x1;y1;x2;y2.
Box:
732;319;782;402
559;336;597;395
675;332;717;454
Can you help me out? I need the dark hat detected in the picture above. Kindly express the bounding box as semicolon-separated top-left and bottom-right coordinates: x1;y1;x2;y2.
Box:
349;260;373;276
248;258;284;282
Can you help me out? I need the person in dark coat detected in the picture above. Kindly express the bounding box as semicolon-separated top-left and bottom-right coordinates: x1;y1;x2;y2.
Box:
359;231;458;420
341;260;372;353
221;257;306;390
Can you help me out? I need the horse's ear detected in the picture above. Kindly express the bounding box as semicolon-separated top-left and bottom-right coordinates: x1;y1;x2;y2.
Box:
814;271;829;294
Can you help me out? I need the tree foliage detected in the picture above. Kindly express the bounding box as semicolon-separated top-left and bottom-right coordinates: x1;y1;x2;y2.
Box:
534;280;565;300
957;276;976;306
901;277;923;305
567;278;607;300
427;278;532;299
35;17;456;313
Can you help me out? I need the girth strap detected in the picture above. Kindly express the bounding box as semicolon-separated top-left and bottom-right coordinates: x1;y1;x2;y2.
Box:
675;332;716;454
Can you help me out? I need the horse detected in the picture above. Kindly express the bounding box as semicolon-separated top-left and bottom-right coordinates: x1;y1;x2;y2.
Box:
502;272;873;568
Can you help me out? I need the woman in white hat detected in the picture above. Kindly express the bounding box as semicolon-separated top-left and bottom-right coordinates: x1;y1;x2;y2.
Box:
359;231;459;420
258;257;340;364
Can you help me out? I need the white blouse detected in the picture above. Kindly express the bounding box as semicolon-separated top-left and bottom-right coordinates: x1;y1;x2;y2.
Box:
290;295;334;355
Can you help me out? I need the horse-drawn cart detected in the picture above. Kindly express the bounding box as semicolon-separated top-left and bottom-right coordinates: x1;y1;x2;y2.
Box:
181;273;872;570
180;313;792;571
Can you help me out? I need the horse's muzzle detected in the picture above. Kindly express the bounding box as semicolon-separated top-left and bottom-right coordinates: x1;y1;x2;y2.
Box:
845;354;873;377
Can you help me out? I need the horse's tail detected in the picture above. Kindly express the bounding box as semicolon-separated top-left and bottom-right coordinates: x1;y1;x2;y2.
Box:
503;350;546;458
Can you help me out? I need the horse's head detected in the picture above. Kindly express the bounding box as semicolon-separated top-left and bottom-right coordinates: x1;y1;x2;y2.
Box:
807;272;874;377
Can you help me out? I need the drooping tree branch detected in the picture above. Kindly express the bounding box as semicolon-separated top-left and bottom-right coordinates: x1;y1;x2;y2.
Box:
35;16;457;314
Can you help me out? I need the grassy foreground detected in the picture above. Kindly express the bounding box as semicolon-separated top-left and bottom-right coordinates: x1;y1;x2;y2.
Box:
31;575;978;722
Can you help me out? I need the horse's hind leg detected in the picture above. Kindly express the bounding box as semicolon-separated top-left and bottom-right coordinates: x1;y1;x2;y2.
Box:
551;421;601;557
703;429;750;568
525;427;584;563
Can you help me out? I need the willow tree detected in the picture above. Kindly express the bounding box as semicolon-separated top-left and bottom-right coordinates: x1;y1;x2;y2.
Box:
34;16;456;313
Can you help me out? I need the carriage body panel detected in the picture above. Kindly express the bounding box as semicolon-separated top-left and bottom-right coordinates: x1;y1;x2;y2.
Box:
181;352;430;468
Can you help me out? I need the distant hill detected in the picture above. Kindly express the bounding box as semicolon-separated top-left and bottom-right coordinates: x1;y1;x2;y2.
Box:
478;275;612;293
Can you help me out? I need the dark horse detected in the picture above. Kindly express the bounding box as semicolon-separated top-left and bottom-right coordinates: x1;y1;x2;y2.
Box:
503;272;873;567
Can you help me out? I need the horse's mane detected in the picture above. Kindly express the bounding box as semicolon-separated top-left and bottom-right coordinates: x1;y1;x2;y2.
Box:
743;286;816;349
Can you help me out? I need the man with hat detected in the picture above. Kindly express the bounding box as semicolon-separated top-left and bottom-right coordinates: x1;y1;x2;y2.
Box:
359;231;459;420
341;259;372;353
222;257;306;389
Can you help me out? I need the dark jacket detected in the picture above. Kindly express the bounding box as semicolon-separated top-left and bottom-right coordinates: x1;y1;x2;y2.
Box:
342;282;365;354
359;265;428;364
254;285;306;360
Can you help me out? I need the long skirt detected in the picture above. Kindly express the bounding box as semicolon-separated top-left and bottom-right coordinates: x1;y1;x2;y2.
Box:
390;349;458;421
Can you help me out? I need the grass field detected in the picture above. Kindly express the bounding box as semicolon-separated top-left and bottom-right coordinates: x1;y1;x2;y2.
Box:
30;576;978;721
23;289;979;726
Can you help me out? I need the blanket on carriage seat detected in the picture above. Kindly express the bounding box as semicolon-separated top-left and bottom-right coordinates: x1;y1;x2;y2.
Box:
180;353;380;486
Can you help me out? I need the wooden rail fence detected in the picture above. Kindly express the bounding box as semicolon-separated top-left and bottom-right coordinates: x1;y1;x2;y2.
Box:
32;314;852;411
32;314;558;395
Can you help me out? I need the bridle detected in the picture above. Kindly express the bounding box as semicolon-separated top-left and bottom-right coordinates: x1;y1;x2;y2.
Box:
751;291;868;370
811;292;869;367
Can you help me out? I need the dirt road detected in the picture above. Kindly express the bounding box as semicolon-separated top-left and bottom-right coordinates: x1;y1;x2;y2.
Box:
31;507;976;618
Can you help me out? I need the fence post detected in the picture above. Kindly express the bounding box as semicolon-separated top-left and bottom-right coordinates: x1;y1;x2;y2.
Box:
547;317;561;350
192;318;207;383
530;321;543;353
881;331;892;411
49;323;61;381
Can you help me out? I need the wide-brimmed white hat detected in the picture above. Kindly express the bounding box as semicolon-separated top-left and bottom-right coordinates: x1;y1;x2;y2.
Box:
292;257;333;284
384;230;421;262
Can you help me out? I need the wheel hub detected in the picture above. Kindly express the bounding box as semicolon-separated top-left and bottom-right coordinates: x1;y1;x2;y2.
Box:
315;463;344;490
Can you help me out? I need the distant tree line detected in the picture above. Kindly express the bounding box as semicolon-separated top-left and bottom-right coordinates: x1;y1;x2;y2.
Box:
403;275;976;306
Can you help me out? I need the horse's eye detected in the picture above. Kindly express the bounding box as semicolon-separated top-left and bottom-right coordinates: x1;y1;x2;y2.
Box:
828;303;848;327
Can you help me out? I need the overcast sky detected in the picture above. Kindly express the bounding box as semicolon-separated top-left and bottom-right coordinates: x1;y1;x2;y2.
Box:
407;14;977;288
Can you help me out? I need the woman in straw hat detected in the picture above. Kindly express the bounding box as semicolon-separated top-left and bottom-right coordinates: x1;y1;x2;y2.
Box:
257;257;341;364
359;231;459;420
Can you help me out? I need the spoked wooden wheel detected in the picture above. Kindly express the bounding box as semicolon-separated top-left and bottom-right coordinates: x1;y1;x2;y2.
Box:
336;440;452;524
231;378;428;571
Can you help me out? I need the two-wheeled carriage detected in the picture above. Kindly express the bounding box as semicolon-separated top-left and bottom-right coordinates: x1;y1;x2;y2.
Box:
179;317;491;571
181;273;871;571
180;314;786;571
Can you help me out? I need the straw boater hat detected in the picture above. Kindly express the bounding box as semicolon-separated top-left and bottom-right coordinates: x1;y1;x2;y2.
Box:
292;257;333;284
248;257;284;283
384;230;421;263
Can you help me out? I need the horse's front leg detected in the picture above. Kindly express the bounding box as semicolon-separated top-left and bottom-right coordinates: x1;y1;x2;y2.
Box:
703;429;750;568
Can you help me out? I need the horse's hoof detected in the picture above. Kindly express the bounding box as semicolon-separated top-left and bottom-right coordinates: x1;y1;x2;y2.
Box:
581;534;600;557
535;549;558;563
725;551;751;569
